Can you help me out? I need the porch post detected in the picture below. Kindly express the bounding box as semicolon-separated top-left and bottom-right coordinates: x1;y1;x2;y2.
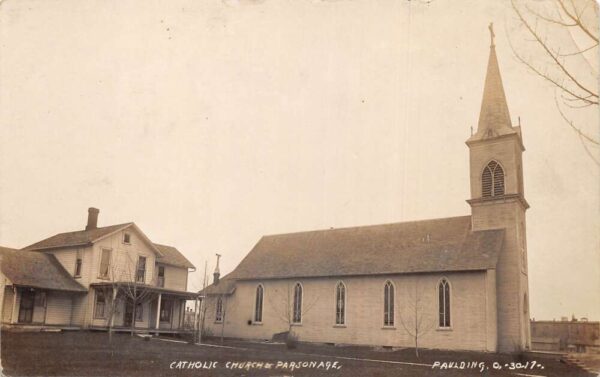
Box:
155;293;161;334
178;300;183;329
0;277;5;325
11;286;18;324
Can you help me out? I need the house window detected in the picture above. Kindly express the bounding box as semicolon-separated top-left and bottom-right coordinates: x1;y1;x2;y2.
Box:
335;282;346;325
482;160;505;197
438;278;451;328
136;303;143;322
94;290;106;319
292;283;303;324
215;297;223;323
160;299;172;322
383;281;395;327
74;250;82;278
123;233;131;244
254;285;264;323
157;266;165;287
99;249;111;278
136;256;146;283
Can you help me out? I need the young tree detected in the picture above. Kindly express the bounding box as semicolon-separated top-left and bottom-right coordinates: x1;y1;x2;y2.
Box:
117;253;158;336
398;280;435;358
267;281;320;341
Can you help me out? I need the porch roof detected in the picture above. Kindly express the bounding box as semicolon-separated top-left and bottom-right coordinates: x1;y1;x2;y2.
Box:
0;246;87;292
90;282;199;300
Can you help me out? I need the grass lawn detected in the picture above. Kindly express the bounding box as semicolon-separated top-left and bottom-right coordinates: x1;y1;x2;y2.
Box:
0;331;594;377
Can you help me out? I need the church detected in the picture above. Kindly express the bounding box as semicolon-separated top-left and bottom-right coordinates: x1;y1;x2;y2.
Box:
202;30;531;353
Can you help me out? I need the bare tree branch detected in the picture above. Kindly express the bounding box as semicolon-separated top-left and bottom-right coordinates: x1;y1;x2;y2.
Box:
553;91;600;146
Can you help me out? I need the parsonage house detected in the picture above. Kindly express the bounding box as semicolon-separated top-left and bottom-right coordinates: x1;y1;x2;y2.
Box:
0;208;197;333
201;34;531;353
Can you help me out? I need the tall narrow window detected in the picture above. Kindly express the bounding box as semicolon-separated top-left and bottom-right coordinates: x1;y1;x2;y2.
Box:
335;282;346;325
215;297;223;323
383;281;394;327
254;285;264;323
293;283;302;324
482;160;505;197
99;249;111;278
438;279;451;328
94;289;106;319
157;266;165;287
136;256;146;283
74;250;82;278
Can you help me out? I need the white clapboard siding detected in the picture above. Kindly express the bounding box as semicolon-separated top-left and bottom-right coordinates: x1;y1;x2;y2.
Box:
45;292;73;325
161;265;188;291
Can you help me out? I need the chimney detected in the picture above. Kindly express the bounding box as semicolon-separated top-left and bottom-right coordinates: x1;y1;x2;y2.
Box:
213;253;221;285
86;207;99;230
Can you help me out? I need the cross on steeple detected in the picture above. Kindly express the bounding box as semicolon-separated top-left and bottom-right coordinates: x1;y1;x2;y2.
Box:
488;22;495;47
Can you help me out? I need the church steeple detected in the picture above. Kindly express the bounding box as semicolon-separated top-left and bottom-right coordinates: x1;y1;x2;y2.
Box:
469;23;515;142
466;25;531;353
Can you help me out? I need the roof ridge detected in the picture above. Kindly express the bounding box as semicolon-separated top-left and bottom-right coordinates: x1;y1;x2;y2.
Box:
261;215;472;238
46;222;133;237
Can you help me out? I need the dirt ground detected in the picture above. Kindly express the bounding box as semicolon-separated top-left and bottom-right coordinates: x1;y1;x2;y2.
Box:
0;331;594;377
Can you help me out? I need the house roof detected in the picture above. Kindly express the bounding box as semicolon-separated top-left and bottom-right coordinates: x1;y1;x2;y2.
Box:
226;215;503;281
0;246;87;292
23;223;194;269
154;243;195;269
23;223;133;251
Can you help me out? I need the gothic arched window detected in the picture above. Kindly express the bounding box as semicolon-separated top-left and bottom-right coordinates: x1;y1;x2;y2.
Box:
215;296;223;323
292;283;303;324
482;160;505;197
438;278;451;328
383;281;395;327
335;282;346;325
254;284;264;323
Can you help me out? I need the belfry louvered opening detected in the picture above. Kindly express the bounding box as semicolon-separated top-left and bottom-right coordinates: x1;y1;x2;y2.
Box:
482;160;505;198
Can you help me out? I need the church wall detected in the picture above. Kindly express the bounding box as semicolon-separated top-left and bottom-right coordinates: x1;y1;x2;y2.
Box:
204;271;494;351
472;200;525;352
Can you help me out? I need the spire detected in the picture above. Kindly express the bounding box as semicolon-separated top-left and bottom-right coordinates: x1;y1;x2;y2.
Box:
472;23;514;140
213;253;221;285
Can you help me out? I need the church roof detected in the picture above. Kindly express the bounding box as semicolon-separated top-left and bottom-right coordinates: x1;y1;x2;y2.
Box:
225;215;503;281
0;246;87;292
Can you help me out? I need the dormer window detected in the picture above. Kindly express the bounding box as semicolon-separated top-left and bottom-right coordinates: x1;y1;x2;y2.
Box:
482;160;505;198
123;233;131;244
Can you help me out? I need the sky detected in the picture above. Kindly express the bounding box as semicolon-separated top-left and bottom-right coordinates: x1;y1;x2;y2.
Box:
0;0;598;321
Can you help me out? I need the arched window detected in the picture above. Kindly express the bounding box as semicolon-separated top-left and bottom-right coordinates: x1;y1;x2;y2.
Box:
438;279;451;328
292;283;303;324
215;297;223;323
383;281;395;327
523;293;528;315
335;282;346;325
254;285;264;323
482;160;505;197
